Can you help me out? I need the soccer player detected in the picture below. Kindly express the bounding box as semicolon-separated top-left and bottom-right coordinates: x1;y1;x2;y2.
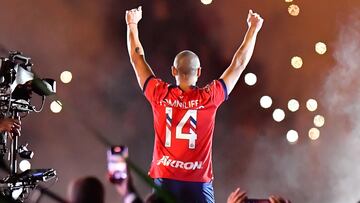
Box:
126;6;263;203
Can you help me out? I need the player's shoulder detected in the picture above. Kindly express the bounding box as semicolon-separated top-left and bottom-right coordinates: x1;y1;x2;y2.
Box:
199;80;221;93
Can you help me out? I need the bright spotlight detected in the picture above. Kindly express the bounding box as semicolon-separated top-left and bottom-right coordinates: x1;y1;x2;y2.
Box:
306;99;318;112
288;4;300;16
60;71;73;84
291;56;303;69
314;115;325;127
315;42;327;55
50;100;62;113
273;108;285;122
19;160;31;172
260;96;272;109
201;0;213;5
286;130;298;143
244;73;257;86
309;128;320;140
288;99;300;112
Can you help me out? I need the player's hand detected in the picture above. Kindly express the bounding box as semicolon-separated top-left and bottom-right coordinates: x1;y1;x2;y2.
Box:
269;195;291;203
227;187;247;203
0;118;20;132
247;9;264;32
125;6;142;25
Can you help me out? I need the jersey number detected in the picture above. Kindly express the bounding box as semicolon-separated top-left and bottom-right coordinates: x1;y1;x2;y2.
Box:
165;107;197;149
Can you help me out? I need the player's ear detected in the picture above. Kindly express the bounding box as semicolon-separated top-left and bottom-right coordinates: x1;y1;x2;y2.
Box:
171;66;178;77
196;67;202;77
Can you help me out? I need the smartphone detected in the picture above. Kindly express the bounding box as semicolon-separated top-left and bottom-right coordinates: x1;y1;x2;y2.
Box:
245;199;270;203
107;145;128;184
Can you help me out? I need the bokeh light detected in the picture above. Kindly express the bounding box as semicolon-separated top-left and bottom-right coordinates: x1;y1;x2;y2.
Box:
273;108;285;122
306;99;318;112
287;130;299;143
309;128;320;140
285;0;293;2
244;73;257;86
315;42;327;55
314;115;325;127
50;100;62;113
291;56;303;69
19;160;31;172
201;0;213;5
288;99;300;112
288;4;300;16
60;71;73;84
260;96;272;109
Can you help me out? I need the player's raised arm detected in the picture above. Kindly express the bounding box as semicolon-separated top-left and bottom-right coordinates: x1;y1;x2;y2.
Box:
126;6;155;90
220;10;263;95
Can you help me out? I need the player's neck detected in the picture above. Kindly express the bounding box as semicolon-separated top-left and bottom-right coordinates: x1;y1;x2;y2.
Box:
177;83;195;92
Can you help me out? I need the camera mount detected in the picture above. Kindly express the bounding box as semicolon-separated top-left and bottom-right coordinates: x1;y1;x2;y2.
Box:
0;51;57;202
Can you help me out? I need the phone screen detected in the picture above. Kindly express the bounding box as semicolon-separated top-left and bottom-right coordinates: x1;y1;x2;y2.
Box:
107;146;128;183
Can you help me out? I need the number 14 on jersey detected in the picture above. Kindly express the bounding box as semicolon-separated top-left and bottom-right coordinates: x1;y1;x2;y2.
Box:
165;107;198;149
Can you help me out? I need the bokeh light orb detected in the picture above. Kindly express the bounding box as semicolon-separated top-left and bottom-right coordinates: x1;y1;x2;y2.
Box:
50;100;62;113
314;115;325;127
285;0;293;2
60;71;73;84
287;130;299;143
244;73;257;86
309;128;320;140
19;160;31;172
201;0;213;5
306;99;318;112
288;4;300;16
315;42;327;55
273;108;285;122
288;99;300;112
260;96;272;109
291;56;303;69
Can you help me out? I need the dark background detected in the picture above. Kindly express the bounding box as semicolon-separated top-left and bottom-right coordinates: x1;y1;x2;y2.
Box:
1;0;360;202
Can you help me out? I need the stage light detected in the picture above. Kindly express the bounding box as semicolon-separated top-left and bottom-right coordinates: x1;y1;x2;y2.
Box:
309;128;320;140
50;100;62;113
286;130;298;143
315;42;327;55
244;73;257;86
306;99;318;111
201;0;212;5
285;0;293;2
288;99;300;112
288;4;300;16
291;56;303;69
19;160;31;172
314;115;325;127
60;71;72;84
260;96;272;109
273;108;285;122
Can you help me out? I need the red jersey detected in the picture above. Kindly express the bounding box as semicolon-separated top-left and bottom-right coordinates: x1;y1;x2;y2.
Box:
143;76;227;182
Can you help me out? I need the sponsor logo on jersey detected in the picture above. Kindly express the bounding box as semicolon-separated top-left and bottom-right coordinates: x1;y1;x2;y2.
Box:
157;156;203;170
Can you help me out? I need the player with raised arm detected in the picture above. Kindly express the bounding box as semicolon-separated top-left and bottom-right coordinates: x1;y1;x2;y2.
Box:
126;6;263;203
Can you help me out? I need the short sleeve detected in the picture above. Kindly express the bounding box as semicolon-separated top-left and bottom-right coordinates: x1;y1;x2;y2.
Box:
143;76;169;103
208;79;228;107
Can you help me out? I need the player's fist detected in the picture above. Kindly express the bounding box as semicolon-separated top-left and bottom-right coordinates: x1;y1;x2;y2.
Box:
125;6;142;25
247;9;264;32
